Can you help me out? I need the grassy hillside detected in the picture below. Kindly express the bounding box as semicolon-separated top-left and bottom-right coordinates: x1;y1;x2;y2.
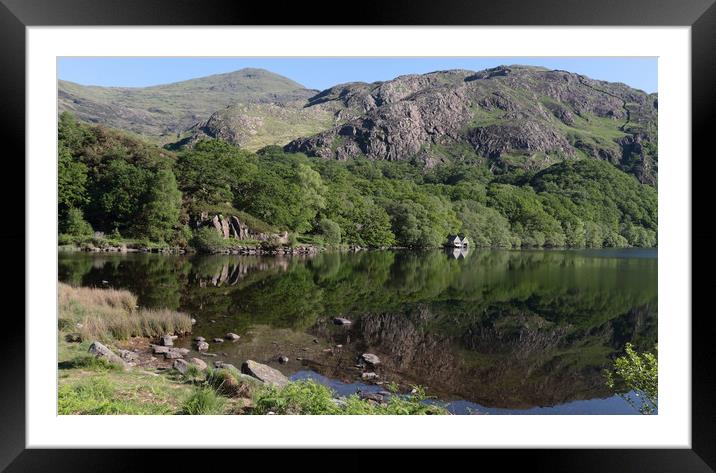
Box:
58;68;317;143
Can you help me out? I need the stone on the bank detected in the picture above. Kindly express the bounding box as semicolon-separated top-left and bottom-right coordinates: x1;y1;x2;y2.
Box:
173;359;190;374
160;335;174;347
333;317;352;325
225;333;240;341
152;345;169;354
361;353;381;365
241;360;289;387
362;372;379;380
88;341;127;369
193;336;205;342
117;349;139;363
190;358;208;371
212;338;224;343
196;341;209;351
278;356;289;364
164;351;183;359
174;358;207;374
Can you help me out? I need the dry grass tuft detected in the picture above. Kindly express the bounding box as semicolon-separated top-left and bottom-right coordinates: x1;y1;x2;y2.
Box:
59;283;192;341
59;283;137;311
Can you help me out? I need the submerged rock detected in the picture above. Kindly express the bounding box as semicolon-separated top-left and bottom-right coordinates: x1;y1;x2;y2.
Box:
196;341;210;351
241;360;289;387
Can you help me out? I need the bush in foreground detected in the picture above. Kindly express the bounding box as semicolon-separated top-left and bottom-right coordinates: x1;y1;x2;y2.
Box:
180;387;226;415
605;343;658;414
252;380;448;415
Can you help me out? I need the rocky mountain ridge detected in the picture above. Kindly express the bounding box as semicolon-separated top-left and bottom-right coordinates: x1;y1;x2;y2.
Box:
59;65;658;184
285;66;658;184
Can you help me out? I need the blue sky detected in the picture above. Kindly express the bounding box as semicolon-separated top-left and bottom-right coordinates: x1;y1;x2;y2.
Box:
58;57;658;93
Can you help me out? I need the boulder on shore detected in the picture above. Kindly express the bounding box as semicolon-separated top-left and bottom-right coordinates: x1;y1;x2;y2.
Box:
225;333;240;341
160;335;174;347
241;360;289;387
174;358;208;374
190;358;208;371
361;353;381;365
333;317;352;326
88;341;127;369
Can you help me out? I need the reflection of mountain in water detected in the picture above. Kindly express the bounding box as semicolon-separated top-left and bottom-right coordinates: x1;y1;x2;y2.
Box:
58;249;657;410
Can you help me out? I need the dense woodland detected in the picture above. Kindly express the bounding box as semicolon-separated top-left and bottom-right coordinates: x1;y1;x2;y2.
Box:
58;112;657;249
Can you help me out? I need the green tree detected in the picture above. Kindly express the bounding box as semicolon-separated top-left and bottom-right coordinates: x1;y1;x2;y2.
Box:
137;169;182;243
605;343;658;414
58;144;88;210
318;218;342;246
63;207;93;237
454;200;512;248
91;159;150;233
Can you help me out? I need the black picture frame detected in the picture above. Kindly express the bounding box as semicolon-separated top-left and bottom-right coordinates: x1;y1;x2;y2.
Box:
1;0;714;470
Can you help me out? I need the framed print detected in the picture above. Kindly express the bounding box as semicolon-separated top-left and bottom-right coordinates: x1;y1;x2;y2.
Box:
2;0;715;470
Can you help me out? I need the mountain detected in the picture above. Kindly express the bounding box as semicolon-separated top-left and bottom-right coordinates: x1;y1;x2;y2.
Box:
285;66;658;184
58;68;317;143
58;65;658;184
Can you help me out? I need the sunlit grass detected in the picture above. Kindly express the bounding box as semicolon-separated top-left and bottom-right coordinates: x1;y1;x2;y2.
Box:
59;282;192;341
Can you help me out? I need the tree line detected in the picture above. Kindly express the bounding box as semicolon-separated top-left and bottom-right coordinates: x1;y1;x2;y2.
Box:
58;112;657;249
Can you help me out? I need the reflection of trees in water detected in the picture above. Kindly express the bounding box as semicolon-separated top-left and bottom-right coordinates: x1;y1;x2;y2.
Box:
59;249;657;408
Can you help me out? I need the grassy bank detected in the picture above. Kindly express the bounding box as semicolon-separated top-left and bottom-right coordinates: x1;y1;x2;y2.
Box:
58;284;447;415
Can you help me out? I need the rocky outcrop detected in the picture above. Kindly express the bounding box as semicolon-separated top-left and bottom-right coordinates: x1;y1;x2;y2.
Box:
190;212;296;248
191;212;253;240
286;66;657;183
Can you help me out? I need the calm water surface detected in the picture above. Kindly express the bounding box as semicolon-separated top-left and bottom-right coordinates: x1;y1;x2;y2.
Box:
58;248;657;414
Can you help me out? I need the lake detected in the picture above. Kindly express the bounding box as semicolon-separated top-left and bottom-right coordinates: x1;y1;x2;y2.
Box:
58;248;657;414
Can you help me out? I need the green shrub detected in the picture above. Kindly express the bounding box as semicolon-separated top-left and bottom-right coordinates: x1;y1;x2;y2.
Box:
251;380;448;415
180;387;226;415
62;355;124;372
605;343;658;414
64;207;93;237
190;227;228;253
318;218;342;246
